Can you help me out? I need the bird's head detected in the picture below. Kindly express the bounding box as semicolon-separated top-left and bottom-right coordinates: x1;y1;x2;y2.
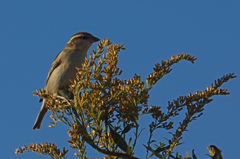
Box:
66;32;100;51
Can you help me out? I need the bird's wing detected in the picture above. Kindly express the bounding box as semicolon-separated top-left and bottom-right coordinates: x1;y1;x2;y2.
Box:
45;51;62;86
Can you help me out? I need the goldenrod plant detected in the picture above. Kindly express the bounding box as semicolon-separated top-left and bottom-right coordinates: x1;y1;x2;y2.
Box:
206;145;223;159
16;39;236;158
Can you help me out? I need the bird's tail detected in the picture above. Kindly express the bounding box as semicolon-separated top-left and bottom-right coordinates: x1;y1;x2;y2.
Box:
33;100;48;130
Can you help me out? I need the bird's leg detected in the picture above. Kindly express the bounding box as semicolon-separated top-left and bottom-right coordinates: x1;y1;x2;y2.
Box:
53;90;73;104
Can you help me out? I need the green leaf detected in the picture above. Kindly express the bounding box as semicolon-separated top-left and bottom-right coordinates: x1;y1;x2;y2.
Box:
192;149;197;159
122;123;135;134
109;126;130;154
143;144;162;158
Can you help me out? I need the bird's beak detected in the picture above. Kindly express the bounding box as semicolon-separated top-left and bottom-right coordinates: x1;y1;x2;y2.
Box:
91;36;100;43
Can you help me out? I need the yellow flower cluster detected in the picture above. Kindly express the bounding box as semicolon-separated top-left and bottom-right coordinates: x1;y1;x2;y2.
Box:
25;39;236;158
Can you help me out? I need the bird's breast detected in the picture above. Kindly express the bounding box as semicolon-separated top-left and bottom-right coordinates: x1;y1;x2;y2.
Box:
45;49;87;93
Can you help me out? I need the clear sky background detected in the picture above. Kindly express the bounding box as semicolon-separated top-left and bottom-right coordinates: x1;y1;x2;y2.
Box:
1;1;239;159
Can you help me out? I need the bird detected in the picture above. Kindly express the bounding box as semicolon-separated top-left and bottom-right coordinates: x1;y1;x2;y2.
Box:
33;32;100;130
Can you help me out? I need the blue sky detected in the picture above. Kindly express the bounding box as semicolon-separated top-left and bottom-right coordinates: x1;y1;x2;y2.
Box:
1;1;239;158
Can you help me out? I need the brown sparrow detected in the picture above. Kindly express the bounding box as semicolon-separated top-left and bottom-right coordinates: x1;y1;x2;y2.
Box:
33;32;99;130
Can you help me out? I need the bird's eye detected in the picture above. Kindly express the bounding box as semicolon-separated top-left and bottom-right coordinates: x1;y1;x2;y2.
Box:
80;36;88;39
